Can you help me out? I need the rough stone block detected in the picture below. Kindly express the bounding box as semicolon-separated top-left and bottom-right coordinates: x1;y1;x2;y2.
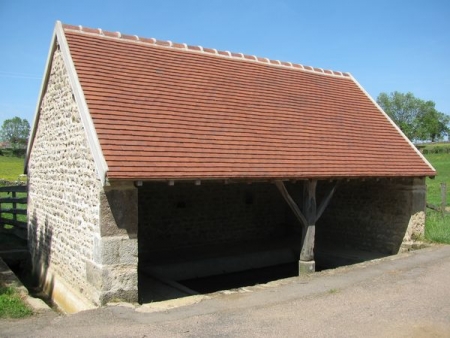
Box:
99;184;138;237
93;235;137;265
299;260;315;274
86;260;137;293
86;260;111;290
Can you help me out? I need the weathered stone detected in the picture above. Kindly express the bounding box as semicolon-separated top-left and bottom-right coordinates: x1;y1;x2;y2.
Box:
27;49;102;310
138;181;290;258
316;178;426;255
27;49;138;311
86;260;137;292
299;260;315;274
100;183;138;237
93;235;138;265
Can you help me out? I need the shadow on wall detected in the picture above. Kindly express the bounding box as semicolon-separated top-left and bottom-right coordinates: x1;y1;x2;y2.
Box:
29;209;55;299
104;188;137;238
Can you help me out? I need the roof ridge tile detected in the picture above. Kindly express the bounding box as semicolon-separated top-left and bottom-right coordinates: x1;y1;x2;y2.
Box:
62;23;351;78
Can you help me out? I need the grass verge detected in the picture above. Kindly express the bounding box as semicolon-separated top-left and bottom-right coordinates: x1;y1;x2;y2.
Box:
425;210;450;244
0;286;33;318
424;151;449;244
424;153;450;205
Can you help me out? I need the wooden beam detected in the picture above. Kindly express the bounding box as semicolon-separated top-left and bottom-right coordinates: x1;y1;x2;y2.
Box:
316;182;337;221
300;180;317;261
274;181;307;229
300;225;315;261
275;179;337;265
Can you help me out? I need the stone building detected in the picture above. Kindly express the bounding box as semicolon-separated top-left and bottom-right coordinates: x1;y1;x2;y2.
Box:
25;21;435;313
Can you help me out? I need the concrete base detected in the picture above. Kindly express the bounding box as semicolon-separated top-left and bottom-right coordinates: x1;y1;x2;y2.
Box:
33;265;96;314
299;260;315;274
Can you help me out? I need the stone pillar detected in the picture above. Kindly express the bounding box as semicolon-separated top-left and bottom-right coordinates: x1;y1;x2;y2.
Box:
402;177;427;244
86;182;138;305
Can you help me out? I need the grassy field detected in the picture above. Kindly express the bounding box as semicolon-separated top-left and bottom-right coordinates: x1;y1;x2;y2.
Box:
424;153;450;205
0;155;25;182
425;211;450;243
423;152;450;244
0;155;28;243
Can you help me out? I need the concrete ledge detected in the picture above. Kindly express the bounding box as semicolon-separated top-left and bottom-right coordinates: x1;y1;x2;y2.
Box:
33;264;96;314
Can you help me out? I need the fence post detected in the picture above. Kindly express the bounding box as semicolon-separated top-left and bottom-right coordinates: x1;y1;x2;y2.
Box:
12;191;17;223
441;182;447;214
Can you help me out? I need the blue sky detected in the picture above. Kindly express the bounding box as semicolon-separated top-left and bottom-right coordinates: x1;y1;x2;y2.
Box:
0;0;449;127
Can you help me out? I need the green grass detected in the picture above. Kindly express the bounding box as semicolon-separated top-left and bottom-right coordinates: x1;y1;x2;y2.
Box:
0;155;25;182
425;211;450;244
421;142;450;151
424;151;450;244
0;286;33;318
424;153;450;205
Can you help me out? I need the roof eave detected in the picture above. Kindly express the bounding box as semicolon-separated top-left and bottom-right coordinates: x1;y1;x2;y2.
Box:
106;173;435;183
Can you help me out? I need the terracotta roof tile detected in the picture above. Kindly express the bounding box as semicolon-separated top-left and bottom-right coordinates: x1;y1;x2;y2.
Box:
61;24;436;180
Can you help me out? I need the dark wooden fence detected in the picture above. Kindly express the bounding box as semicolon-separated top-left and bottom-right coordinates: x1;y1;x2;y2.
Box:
0;185;28;239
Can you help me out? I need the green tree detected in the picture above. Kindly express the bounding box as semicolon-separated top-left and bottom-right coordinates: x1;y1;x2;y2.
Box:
0;117;30;149
377;91;449;142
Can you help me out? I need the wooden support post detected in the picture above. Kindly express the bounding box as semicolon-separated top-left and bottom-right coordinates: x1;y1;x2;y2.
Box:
275;179;337;274
300;180;316;262
441;182;447;214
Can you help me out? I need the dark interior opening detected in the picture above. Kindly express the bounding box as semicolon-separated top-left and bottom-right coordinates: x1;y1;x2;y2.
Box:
137;179;408;303
178;262;298;294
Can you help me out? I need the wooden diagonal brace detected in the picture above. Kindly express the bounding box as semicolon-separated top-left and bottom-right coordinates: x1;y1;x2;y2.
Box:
316;182;338;222
274;180;307;229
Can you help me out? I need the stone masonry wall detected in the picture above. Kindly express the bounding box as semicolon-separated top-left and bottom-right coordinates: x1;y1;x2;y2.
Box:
27;47;103;310
86;182;138;305
316;178;426;254
138;178;426;267
138;181;292;261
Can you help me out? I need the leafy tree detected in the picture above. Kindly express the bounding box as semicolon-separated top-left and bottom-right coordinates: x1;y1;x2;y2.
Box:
0;117;30;149
377;91;449;142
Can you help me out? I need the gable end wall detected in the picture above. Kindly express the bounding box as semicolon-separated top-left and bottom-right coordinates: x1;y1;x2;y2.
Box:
27;47;102;312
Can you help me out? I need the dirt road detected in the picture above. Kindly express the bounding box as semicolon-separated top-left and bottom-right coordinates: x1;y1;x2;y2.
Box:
1;245;450;337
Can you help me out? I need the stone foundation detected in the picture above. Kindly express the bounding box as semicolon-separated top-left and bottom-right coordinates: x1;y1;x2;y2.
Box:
93;182;138;304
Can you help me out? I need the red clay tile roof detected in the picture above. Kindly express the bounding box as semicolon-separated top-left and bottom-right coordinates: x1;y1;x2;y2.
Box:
61;24;435;180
